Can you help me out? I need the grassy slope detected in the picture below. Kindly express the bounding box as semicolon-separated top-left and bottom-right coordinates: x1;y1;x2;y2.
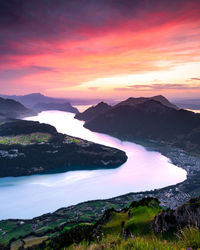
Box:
70;226;200;250
103;206;160;236
0;133;51;145
68;201;200;250
3;199;200;249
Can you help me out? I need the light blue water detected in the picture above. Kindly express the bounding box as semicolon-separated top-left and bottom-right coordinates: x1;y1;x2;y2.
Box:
0;111;186;219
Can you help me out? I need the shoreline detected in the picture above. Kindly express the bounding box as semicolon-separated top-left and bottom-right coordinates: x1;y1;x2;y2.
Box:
1;138;200;246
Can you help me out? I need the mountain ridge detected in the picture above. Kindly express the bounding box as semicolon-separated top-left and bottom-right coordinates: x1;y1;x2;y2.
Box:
0;120;127;177
81;96;200;153
115;95;178;109
0;97;36;123
75;102;111;121
34;102;79;113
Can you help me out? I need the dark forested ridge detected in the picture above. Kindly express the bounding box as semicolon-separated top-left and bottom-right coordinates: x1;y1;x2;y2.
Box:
115;95;178;109
33;102;79;113
0;120;127;177
75;102;111;121
0;120;57;136
82;97;200;153
0;97;35;123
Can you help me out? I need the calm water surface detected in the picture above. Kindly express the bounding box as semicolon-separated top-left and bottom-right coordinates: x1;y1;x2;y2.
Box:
0;111;186;219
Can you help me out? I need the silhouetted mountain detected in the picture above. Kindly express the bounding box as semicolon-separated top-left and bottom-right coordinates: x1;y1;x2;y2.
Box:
115;95;178;110
0;93;111;108
0;97;35;123
84;98;200;153
0;93;69;108
75;102;111;121
34;102;79;113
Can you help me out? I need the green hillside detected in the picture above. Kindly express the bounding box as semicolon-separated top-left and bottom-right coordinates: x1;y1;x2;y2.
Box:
27;198;200;250
2;198;200;249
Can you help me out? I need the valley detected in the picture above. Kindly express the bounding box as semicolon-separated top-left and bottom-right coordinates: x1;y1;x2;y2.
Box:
1;0;200;247
0;96;200;249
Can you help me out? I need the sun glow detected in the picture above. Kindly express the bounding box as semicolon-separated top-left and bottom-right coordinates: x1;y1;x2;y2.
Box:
0;0;200;99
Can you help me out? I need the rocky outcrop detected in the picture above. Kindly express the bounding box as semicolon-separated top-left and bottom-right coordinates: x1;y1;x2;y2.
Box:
153;197;200;233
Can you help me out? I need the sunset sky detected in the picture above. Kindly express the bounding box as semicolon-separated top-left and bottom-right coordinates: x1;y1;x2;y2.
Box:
0;0;200;101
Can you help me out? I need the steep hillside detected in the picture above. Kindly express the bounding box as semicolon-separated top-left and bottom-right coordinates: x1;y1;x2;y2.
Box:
0;93;68;108
153;196;200;233
34;102;79;113
20;197;200;250
85;100;200;153
75;102;111;121
0;120;127;177
75;95;177;122
0;97;35;123
115;95;178;109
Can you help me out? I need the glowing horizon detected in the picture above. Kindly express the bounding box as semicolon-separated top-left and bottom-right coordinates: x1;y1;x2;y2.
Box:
0;0;200;100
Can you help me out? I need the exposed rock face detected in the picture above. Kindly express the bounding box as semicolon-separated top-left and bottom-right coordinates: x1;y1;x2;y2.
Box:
153;197;200;233
75;102;111;121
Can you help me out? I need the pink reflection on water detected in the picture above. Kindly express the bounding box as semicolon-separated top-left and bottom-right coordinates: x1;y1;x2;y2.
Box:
0;110;186;219
26;110;186;192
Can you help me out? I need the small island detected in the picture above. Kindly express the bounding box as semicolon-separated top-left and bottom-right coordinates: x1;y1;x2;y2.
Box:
0;120;127;177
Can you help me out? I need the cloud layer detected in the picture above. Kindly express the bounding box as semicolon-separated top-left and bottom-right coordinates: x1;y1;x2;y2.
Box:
0;0;200;98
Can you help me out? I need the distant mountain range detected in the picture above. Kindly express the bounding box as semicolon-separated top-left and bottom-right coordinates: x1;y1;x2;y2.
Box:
0;93;68;108
0;97;35;123
34;102;79;113
0;93;108;107
75;95;178;123
76;95;200;153
0;93;79;114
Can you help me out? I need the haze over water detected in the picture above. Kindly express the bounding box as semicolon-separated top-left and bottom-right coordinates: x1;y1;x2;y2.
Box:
0;111;186;219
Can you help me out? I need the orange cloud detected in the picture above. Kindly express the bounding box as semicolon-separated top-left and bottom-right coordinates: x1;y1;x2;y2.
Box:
0;0;200;99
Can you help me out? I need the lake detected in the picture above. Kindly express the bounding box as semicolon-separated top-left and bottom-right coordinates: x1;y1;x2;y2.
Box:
0;111;186;219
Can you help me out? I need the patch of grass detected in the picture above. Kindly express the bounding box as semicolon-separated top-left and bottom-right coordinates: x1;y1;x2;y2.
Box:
103;211;129;235
69;228;200;250
0;221;17;232
177;226;200;249
0;223;32;245
103;205;160;236
69;234;181;250
10;239;23;250
125;206;160;235
65;136;81;144
0;133;51;145
23;236;48;248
